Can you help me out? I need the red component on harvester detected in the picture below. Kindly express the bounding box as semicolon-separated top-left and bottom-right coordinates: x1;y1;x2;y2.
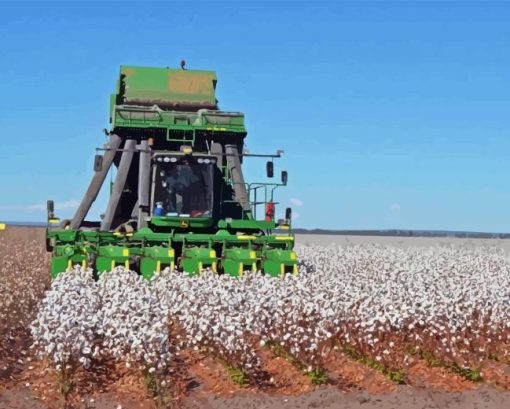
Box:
265;202;275;221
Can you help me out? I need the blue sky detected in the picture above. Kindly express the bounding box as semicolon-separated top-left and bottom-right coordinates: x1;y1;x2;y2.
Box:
0;1;509;231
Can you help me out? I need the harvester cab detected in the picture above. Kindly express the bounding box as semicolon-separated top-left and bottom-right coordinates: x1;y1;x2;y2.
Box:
46;64;297;279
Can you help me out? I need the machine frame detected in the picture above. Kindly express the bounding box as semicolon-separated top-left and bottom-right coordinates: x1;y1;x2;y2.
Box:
46;65;296;278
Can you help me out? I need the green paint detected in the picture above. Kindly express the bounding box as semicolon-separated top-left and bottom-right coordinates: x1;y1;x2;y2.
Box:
47;64;296;278
181;246;217;275
119;65;217;109
222;247;257;276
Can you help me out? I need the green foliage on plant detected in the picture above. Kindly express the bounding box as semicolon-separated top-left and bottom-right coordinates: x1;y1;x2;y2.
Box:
57;366;74;408
142;369;158;397
226;365;250;386
216;357;250;386
141;369;172;408
408;348;483;383
340;343;406;384
308;367;328;385
388;369;406;384
267;341;328;385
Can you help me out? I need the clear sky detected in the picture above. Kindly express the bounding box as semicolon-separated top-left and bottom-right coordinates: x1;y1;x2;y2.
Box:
0;1;509;231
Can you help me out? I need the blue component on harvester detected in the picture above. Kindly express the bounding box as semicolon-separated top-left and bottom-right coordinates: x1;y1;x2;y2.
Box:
154;202;164;216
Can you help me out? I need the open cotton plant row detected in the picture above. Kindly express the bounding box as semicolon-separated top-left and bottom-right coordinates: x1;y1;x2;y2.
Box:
31;244;510;392
0;233;49;367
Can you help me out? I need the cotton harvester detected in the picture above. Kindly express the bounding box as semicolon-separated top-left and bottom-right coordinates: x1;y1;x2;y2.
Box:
46;64;296;278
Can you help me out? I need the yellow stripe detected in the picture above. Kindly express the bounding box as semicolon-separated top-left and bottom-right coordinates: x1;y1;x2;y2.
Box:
111;260;115;271
293;264;298;275
170;261;175;272
252;263;257;272
48;218;60;224
212;262;217;273
125;260;130;270
156;260;161;276
275;236;294;241
239;263;244;277
67;259;72;272
82;260;87;270
290;252;297;260
280;263;285;277
122;248;129;256
238;235;256;240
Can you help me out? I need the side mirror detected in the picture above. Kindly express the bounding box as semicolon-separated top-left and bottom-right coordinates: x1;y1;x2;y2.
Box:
47;200;55;221
47;200;54;214
285;207;292;223
281;170;288;185
94;154;103;172
266;161;274;178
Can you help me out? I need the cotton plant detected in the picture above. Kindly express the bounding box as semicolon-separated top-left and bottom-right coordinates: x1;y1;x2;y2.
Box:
30;266;101;402
241;272;336;372
30;243;510;387
155;269;261;375
97;268;171;373
0;236;49;366
31;267;100;370
296;244;510;371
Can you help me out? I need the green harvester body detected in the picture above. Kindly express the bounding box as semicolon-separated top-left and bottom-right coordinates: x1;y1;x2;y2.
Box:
46;65;296;278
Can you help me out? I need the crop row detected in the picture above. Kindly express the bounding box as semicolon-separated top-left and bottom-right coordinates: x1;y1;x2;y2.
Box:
31;244;510;398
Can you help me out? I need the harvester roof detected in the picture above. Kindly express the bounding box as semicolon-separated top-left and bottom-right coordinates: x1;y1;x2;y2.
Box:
118;65;218;110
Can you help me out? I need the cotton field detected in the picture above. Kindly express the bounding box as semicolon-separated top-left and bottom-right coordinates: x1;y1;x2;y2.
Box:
0;229;49;373
29;243;510;398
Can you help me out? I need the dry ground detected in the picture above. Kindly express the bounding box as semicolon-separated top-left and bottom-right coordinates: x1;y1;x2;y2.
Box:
0;226;509;409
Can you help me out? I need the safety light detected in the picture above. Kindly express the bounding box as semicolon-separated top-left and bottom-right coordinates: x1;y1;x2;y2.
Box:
181;146;193;155
265;202;275;221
